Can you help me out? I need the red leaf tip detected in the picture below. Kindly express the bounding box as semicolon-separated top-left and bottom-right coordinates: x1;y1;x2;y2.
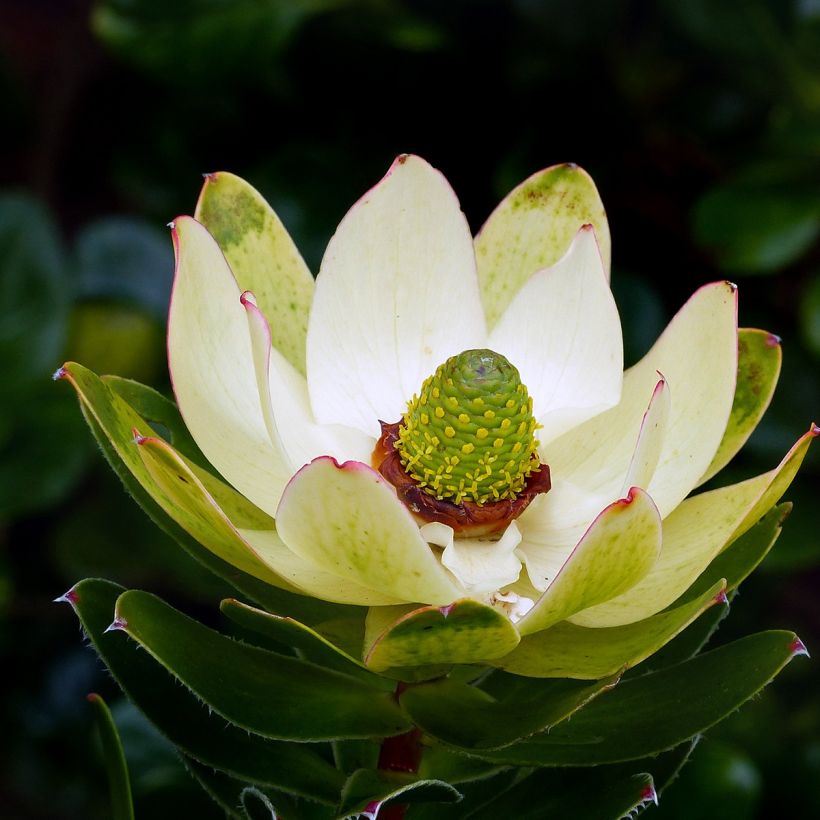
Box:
810;423;819;437
132;428;148;445
104;617;128;634
362;800;382;819
713;588;729;606
766;333;782;347
790;637;809;658
53;587;79;605
52;366;67;381
86;692;101;703
640;784;658;806
439;603;456;618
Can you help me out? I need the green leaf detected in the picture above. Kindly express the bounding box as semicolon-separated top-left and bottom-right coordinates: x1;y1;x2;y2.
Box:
112;588;411;741
337;770;461;820
62;578;345;802
220;598;381;686
399;673;619;750
493;580;727;679
87;693;135;820
700;328;782;483
461;740;696;820
364;600;520;672
463;631;805;765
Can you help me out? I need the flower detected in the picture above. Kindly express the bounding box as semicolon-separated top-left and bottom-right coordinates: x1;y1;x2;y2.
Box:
61;155;815;676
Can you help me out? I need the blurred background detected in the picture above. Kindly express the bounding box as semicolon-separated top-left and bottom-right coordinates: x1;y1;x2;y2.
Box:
1;0;819;817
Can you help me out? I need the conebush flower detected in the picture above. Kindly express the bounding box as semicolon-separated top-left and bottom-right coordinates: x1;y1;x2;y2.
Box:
57;155;814;818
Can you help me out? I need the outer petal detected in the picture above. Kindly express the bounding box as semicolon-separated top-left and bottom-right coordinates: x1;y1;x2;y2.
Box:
570;425;817;627
517;487;662;635
488;226;623;444
421;521;523;595
475;163;611;329
276;457;464;605
621;377;670;493
306;155;486;437
545;282;738;518
167;216;290;516
195;171;314;375
241;291;373;471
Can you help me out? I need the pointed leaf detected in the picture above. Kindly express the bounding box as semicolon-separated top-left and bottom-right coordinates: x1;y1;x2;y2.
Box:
475;163;610;329
78;404;353;624
61;579;345;801
87;693;135;820
364;599;520;672
196;171;314;375
399;673;618;750
497;580;727;679
337;770;461;820
112;589;411;740
699;328;782;484
466;631;806;765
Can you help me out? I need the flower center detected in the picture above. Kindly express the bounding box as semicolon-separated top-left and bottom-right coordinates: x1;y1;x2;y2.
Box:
373;349;550;535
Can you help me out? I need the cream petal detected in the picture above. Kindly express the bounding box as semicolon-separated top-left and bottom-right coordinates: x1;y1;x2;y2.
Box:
621;377;670;493
488;226;622;444
420;521;523;595
275;457;463;606
569;425;817;627
545;282;738;517
167;217;290;516
306;155;486;437
241;291;373;471
517;487;662;636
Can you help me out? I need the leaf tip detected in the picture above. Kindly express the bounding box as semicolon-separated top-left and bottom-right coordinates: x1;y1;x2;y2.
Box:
52;365;67;381
713;588;730;606
790;636;809;658
766;333;782;348
131;427;148;446
53;586;79;605
104;616;128;634
640;782;659;806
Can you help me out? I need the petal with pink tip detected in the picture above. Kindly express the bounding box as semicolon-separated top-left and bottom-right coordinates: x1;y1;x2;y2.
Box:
196;172;314;375
517;488;662;636
241;291;373;472
488;226;622;444
168;216;291;516
475;163;611;329
306;155;486;437
276;457;463;606
570;425;817;627
545;282;738;518
621;377;670;493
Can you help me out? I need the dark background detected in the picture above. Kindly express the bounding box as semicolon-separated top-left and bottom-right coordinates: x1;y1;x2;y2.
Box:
1;0;819;817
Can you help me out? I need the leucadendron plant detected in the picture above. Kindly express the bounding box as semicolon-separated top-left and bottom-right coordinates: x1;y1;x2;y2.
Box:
58;156;815;819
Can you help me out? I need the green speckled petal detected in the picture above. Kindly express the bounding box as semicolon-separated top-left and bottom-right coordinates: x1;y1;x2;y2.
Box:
699;328;782;484
196;172;314;375
497;580;727;679
364;599;520;672
475;163;610;329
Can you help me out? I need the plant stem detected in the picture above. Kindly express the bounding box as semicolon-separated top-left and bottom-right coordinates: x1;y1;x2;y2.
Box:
376;683;422;819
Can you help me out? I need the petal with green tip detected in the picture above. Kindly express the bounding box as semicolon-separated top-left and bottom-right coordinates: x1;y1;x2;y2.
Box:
306;155;486;437
240;291;372;470
488;226;623;444
497;580;727;678
475;163;611;329
195;171;314;375
168;216;291;516
570;425;817;627
276;456;463;605
364;599;520;671
546;282;738;519
698;327;782;485
517;487;661;633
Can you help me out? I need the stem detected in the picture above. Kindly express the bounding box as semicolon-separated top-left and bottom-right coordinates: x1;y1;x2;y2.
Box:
375;683;422;819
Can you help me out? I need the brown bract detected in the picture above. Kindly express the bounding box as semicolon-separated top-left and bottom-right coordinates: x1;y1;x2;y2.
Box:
373;420;551;537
